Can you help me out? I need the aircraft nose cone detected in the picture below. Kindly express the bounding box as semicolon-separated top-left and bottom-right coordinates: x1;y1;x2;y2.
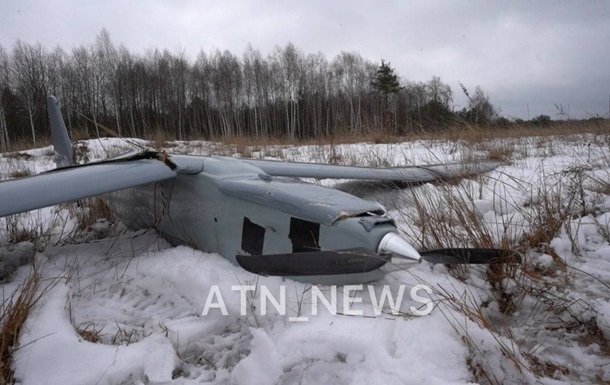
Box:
377;232;421;267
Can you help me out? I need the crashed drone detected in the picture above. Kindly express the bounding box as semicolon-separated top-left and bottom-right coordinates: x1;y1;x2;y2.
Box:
0;96;518;284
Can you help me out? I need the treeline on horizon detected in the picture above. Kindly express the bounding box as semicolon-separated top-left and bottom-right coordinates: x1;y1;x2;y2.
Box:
0;29;558;151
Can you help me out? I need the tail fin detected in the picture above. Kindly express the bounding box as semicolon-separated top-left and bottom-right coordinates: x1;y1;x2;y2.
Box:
47;96;73;168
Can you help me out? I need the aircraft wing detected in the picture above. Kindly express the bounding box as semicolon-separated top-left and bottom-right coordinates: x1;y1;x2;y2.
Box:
0;158;176;217
242;158;502;182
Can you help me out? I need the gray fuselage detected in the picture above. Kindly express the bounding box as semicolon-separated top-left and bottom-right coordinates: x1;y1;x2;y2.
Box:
110;156;403;284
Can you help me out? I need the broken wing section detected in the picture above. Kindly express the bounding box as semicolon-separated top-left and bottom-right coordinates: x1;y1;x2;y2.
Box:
241;158;502;182
0;159;176;217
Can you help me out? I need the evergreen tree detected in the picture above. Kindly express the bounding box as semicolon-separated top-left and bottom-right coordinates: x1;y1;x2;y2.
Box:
371;59;401;96
371;59;402;131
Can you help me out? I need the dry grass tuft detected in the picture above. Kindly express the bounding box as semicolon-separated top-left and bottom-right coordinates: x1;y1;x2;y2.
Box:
462;334;501;384
3;215;44;246
484;143;516;162
76;198;114;231
1;152;33;161
519;188;567;250
519;167;591;254
0;264;56;384
524;352;570;378
404;184;499;250
434;285;528;384
574;317;610;357
233;143;252;158
76;324;104;343
8;169;31;178
2;136;52;154
147;129;180;150
65;198;115;240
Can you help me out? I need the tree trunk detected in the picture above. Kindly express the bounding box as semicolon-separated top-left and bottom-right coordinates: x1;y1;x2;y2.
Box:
28;105;36;144
0;105;9;151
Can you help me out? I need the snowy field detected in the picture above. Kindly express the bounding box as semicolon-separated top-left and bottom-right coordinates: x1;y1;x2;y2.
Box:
1;133;610;384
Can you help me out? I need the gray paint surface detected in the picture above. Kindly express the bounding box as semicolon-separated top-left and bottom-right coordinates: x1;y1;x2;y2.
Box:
0;159;176;217
106;156;399;284
219;177;382;226
242;158;502;182
47;96;74;168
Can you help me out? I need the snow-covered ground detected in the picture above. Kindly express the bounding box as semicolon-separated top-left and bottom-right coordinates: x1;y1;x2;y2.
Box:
1;134;610;384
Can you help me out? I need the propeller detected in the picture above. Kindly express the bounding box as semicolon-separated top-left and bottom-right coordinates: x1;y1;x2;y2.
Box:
419;248;522;264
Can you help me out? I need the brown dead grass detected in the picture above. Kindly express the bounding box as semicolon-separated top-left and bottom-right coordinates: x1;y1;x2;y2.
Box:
4;215;43;245
3;119;609;156
405;184;499;250
76;324;103;343
60;198;116;240
8;169;32;178
74;198;114;231
216;120;610;148
524;352;571;378
1;136;52;154
0;264;57;384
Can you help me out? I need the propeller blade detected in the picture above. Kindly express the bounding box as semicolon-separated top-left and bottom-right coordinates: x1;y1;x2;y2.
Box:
236;248;386;276
419;248;522;264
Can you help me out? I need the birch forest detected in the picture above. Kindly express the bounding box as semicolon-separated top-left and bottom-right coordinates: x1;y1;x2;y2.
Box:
0;30;497;151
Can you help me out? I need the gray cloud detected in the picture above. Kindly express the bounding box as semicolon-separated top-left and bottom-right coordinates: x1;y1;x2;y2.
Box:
1;0;608;118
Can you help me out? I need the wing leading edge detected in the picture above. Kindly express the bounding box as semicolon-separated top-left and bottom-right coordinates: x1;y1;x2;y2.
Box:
241;158;502;182
0;158;176;217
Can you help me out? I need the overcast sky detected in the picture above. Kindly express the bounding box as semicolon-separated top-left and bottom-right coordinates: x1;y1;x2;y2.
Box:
1;0;609;119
